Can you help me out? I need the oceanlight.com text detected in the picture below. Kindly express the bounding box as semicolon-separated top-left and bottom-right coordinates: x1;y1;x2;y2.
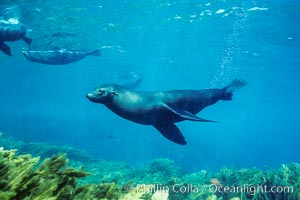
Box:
208;184;293;195
135;184;294;195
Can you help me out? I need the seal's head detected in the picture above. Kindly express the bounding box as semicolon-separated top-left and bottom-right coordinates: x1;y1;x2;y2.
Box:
86;84;118;104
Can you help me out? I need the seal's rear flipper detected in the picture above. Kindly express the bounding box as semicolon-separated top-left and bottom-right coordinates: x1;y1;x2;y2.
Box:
154;123;187;145
221;79;248;100
89;50;101;56
22;37;32;45
163;103;216;122
0;42;12;56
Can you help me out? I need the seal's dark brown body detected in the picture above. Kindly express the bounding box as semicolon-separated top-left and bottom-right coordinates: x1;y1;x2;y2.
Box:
86;79;247;145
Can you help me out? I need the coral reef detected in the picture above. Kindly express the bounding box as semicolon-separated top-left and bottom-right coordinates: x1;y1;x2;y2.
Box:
0;148;124;199
136;158;186;184
0;136;299;200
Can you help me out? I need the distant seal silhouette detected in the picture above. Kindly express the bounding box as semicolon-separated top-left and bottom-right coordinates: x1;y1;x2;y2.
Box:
22;32;101;65
0;18;32;56
86;79;247;145
22;48;101;65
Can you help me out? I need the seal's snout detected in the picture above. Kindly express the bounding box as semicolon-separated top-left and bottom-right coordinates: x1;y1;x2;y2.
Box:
86;93;93;100
86;92;100;103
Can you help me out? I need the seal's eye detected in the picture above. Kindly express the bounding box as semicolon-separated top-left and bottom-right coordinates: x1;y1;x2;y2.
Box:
97;89;108;96
97;89;104;94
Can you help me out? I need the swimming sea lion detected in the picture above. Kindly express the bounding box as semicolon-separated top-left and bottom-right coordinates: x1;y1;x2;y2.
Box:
22;32;101;65
0;18;32;56
22;48;101;65
86;79;247;145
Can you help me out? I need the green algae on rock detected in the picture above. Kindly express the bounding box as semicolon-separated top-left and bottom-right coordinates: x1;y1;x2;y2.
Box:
0;148;123;200
0;138;299;200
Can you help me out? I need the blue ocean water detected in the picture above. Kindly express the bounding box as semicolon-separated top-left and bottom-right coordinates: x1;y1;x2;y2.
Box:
0;0;299;172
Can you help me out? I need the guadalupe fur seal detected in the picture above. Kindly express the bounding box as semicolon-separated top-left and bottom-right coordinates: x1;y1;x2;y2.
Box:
22;48;101;65
0;18;32;56
86;79;247;145
22;32;101;65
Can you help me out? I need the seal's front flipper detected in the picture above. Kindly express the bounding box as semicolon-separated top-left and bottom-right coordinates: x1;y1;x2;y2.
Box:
163;103;216;122
154;123;187;145
22;37;32;45
0;42;12;56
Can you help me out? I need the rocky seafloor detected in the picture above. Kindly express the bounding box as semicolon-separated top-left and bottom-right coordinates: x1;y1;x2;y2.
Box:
0;136;299;200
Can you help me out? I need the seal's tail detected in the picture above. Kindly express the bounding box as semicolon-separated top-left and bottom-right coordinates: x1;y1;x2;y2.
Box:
221;79;248;100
